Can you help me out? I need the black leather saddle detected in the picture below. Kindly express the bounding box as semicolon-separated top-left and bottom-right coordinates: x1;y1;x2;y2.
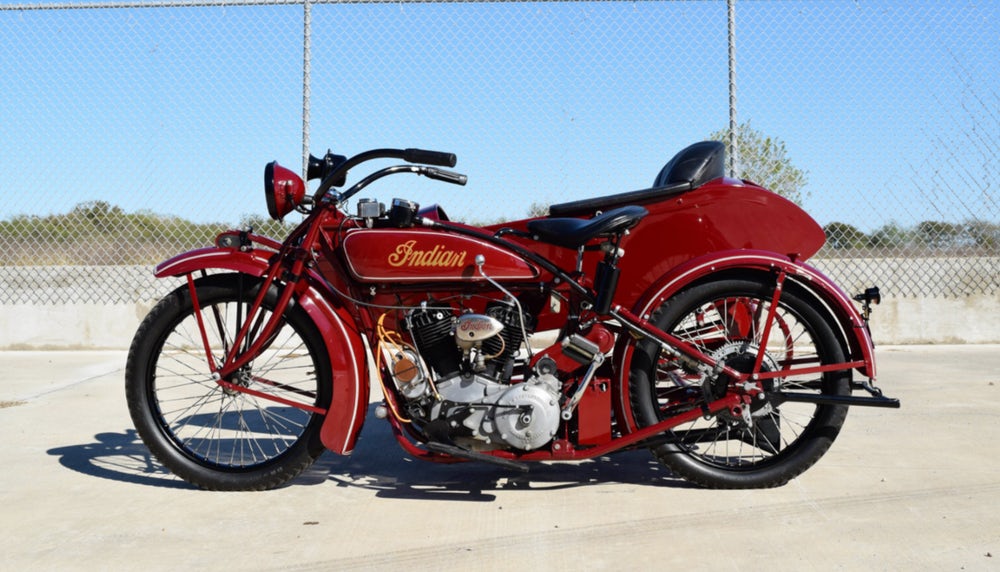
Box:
548;141;725;217
526;205;649;249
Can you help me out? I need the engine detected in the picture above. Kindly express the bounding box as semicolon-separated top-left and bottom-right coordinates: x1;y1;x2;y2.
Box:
380;299;562;451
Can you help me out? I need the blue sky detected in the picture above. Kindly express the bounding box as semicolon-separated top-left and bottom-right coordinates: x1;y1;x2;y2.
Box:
1;0;997;232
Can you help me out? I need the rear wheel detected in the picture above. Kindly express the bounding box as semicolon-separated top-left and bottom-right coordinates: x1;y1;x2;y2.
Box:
628;277;850;488
125;273;331;491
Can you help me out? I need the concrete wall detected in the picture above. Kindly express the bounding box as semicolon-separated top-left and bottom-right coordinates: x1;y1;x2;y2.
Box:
868;294;999;344
0;303;152;350
0;263;997;349
809;257;1000;344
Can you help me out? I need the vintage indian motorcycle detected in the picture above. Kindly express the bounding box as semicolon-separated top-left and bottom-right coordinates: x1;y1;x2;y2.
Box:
125;141;899;491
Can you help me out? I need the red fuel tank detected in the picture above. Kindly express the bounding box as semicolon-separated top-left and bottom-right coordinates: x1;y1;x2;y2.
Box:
340;228;539;283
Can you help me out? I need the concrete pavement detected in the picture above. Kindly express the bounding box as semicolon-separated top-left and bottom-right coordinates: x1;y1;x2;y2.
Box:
1;345;998;570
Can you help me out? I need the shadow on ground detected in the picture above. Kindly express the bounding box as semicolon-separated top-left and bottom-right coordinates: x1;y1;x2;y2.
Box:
48;404;688;498
47;428;194;490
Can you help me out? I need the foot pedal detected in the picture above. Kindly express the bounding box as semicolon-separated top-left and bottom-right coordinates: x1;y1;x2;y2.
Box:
425;442;530;472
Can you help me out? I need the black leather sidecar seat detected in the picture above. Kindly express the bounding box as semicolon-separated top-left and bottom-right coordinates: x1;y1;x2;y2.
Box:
548;141;726;217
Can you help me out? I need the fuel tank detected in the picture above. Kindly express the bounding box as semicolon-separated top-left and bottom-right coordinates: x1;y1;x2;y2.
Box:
339;228;539;283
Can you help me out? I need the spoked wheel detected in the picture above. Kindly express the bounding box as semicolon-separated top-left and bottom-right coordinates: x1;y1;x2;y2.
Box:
126;273;331;491
628;276;851;488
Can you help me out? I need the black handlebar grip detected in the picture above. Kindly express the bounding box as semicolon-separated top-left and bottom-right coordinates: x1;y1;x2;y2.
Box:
423;167;468;186
403;148;457;168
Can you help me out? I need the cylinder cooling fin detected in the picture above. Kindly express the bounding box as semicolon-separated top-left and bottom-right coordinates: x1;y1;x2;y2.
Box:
406;304;459;378
482;299;533;373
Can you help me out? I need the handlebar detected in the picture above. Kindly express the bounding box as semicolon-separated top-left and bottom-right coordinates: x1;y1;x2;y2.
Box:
322;164;467;207
313;147;460;201
403;148;457;168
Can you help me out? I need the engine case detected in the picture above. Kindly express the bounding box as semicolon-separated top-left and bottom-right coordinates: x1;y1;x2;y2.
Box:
432;373;561;451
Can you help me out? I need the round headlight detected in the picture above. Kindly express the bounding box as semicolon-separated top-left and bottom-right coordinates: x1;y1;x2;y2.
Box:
264;161;306;221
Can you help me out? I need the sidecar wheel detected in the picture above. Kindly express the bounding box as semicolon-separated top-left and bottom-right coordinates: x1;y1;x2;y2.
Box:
126;273;331;491
628;276;850;489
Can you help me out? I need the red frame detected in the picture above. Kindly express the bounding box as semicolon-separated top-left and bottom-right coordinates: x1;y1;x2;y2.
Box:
155;173;876;463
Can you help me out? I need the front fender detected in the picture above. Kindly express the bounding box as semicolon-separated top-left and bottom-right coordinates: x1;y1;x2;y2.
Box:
613;249;876;433
154;246;370;455
155;246;274;279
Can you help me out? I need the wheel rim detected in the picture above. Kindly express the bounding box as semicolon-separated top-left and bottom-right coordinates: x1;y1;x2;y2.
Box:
150;297;322;470
654;292;837;470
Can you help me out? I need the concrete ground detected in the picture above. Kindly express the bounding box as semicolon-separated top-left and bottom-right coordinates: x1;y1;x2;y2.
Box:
1;345;998;571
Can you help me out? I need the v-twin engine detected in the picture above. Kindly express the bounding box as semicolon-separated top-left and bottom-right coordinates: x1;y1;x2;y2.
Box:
382;300;562;451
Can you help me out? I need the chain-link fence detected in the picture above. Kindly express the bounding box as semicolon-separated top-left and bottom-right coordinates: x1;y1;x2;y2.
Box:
1;0;997;305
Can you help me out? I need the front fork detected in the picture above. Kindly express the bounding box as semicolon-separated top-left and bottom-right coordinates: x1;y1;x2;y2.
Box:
184;224;327;413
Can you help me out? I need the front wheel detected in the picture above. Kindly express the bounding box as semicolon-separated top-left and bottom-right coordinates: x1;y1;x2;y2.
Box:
628;276;850;488
125;273;331;491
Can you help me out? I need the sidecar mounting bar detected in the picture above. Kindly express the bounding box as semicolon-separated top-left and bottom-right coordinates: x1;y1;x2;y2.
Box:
506;392;745;460
767;391;901;408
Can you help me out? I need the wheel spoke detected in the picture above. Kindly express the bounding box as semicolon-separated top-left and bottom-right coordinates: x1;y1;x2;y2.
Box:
630;278;851;487
149;293;320;469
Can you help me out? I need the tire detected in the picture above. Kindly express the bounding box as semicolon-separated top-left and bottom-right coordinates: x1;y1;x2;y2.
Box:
125;273;331;491
628;276;850;488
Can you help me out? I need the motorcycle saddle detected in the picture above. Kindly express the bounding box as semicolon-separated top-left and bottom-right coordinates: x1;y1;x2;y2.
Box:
526;205;649;249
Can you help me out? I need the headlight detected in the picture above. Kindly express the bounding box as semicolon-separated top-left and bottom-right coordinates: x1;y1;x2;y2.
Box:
264;161;305;221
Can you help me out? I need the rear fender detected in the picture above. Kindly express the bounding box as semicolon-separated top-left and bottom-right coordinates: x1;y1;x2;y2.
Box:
613;249;875;433
154;247;370;455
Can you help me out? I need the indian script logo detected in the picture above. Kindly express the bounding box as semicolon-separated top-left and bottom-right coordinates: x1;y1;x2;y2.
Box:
387;240;468;268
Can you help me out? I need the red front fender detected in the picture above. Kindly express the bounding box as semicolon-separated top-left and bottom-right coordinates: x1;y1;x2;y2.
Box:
613;249;876;434
155;246;274;278
154;246;370;455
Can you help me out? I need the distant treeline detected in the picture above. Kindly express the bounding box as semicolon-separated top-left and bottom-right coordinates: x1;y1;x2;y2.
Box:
0;201;997;265
822;220;999;253
0;201;294;265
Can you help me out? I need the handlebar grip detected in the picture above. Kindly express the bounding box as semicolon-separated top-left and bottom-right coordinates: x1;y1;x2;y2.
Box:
423;167;468;186
404;148;457;168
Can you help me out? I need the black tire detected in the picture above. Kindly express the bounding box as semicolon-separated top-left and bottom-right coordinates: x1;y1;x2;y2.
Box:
125;273;331;491
628;276;850;488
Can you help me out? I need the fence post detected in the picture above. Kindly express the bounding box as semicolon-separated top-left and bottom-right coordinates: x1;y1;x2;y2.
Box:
301;0;312;178
727;0;738;178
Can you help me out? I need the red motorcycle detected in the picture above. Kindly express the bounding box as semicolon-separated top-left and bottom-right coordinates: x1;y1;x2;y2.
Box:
125;141;898;491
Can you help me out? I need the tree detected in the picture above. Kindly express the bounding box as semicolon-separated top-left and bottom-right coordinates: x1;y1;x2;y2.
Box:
527;202;549;218
823;222;867;250
916;220;962;249
867;222;912;250
966;218;1000;249
69;200;126;233
709;121;808;205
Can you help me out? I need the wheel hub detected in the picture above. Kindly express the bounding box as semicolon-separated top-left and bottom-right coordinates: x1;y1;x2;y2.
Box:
709;341;780;417
223;368;253;396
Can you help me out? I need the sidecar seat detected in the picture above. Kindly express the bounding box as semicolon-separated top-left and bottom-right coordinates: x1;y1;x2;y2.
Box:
652;140;725;189
548;141;725;217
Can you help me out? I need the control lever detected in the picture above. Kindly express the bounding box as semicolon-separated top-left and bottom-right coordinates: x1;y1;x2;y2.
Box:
422;167;468;186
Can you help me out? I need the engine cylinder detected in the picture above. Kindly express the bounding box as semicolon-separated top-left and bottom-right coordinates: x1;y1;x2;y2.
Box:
407;304;459;378
482;299;532;375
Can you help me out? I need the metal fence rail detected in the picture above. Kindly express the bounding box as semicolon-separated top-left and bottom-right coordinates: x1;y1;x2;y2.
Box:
1;0;996;304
